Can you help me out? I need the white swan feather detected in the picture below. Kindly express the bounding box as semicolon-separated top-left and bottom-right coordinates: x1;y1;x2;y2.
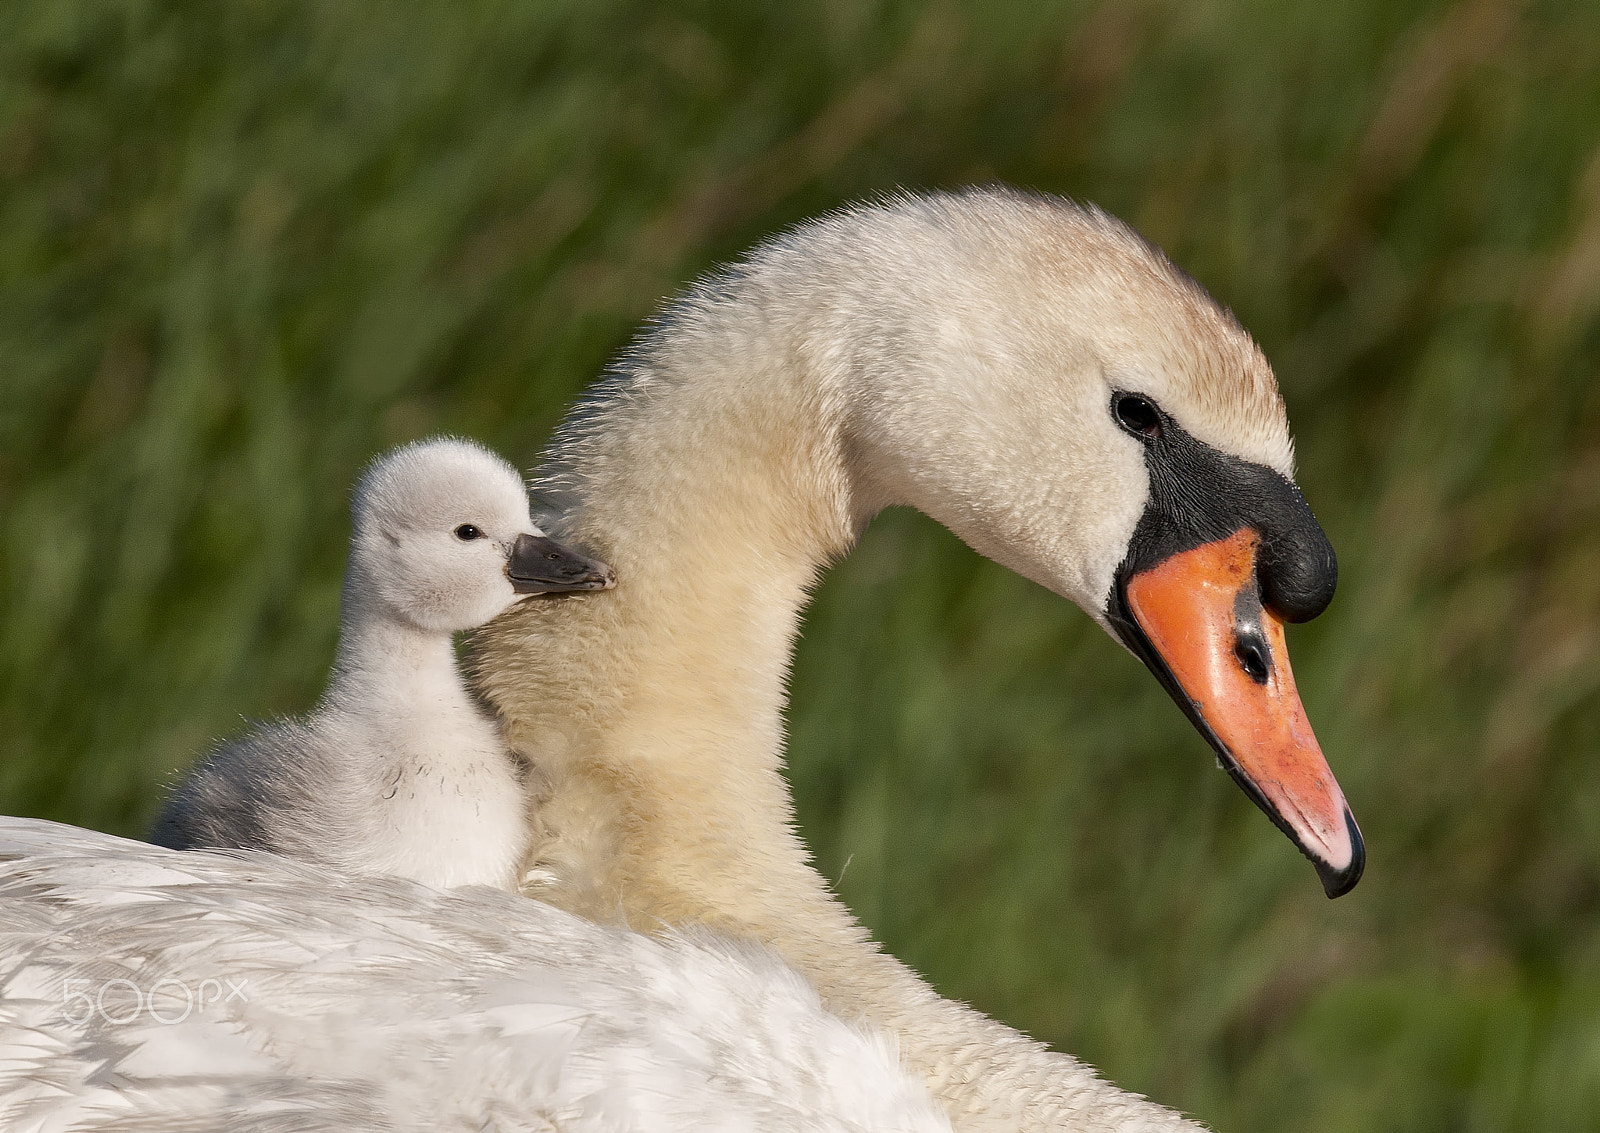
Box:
0;817;949;1133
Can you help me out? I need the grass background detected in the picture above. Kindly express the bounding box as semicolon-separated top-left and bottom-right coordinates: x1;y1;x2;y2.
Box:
4;0;1600;1127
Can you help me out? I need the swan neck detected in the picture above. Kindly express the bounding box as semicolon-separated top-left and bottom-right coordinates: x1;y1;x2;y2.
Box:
480;268;874;912
476;243;1200;1131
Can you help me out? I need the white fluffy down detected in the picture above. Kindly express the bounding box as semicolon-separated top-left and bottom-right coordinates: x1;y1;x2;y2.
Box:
150;437;545;890
0;817;949;1133
350;437;542;634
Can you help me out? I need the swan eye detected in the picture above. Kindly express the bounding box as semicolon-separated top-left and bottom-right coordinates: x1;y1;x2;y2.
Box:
1113;394;1162;440
454;524;484;541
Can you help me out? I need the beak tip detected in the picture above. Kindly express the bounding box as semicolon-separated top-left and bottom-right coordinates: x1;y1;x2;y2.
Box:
1314;808;1365;899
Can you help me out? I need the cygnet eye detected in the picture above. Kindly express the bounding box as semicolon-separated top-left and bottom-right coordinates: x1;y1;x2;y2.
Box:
454;524;484;541
1113;393;1162;440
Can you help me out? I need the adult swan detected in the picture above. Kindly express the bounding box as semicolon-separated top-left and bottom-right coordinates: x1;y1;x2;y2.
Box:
475;186;1359;1130
0;188;1356;1132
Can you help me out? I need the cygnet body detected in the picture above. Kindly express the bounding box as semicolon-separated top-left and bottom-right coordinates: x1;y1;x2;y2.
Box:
151;438;614;890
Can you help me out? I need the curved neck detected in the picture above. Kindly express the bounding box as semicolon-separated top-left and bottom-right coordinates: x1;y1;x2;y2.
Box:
479;275;869;920
475;251;1201;1132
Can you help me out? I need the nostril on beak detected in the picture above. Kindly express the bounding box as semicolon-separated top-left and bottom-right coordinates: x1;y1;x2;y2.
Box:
1231;583;1273;686
1234;634;1270;685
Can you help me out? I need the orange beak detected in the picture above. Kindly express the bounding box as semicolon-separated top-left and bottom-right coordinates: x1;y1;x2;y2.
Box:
1118;529;1362;897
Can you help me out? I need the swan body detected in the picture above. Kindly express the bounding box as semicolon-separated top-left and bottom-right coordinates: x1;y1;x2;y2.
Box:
0;817;950;1133
3;188;1356;1131
475;187;1357;1130
151;438;613;890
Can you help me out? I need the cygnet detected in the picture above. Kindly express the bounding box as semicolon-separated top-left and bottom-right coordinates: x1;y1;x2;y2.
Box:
151;437;614;889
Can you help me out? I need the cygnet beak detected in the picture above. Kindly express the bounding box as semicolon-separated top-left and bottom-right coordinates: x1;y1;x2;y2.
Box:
507;533;616;595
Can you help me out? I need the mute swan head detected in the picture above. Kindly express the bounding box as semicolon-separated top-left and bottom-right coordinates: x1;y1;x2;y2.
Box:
829;191;1355;894
351;438;615;634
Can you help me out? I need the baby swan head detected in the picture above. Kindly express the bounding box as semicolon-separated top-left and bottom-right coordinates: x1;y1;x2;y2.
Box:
351;438;614;634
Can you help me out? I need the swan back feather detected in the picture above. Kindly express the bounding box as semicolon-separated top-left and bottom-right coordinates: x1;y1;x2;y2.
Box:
0;817;950;1133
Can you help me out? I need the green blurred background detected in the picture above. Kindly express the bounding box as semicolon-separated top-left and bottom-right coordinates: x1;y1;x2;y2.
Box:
4;0;1600;1128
